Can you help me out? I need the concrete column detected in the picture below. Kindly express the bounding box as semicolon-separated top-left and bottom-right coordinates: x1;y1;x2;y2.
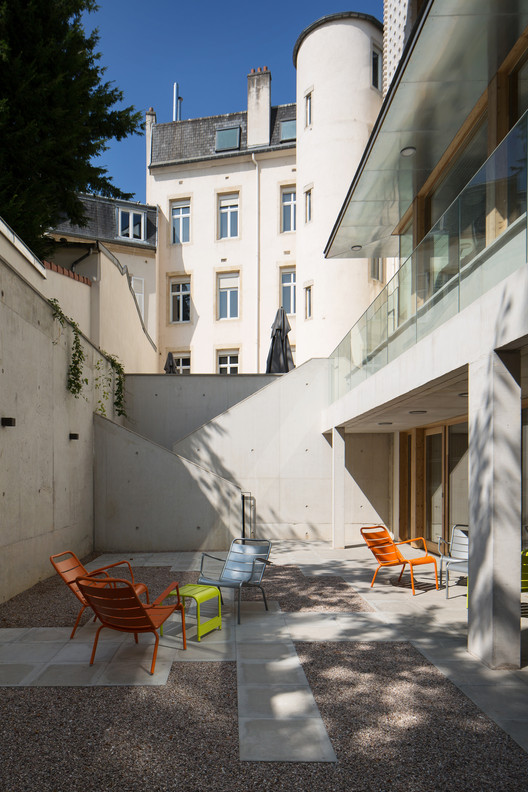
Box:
468;350;521;668
332;427;346;549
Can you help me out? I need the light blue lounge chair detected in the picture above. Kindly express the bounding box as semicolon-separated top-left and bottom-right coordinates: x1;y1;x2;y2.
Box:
197;538;272;623
438;525;469;598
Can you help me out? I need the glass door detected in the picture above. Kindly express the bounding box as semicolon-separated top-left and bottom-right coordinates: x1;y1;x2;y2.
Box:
425;429;444;551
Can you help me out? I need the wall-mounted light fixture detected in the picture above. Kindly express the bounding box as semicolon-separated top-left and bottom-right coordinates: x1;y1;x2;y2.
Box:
69;433;79;440
1;417;16;427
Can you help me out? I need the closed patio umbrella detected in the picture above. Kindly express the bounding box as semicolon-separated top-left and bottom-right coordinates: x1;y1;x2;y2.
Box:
164;352;177;374
266;307;295;373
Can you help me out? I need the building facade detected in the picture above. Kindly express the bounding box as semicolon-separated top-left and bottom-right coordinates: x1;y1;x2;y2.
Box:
146;12;384;374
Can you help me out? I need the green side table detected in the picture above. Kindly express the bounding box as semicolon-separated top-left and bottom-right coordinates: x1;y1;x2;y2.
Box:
171;584;222;641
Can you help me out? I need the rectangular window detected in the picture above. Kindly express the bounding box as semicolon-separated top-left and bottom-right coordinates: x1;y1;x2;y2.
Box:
304;285;312;319
305;92;312;127
218;351;239;374
118;209;145;240
280;119;296;141
372;45;382;91
131;276;144;318
281;269;296;314
219;194;239;239
218;273;239;319
370;258;383;282
215;127;240;152
170;281;191;323
305;189;312;223
281;188;296;232
171;201;190;244
172;354;191;374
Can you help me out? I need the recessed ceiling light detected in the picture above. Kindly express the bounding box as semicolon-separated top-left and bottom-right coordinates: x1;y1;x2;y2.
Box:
400;146;416;157
350;244;362;251
409;409;427;414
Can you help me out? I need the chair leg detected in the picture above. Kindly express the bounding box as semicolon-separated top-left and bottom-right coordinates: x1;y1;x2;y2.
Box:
432;559;439;590
150;630;160;675
446;567;450;599
179;604;186;650
89;625;104;665
398;563;407;583
258;585;268;611
70;605;87;639
237;587;241;625
134;633;138;643
371;566;381;588
409;563;416;595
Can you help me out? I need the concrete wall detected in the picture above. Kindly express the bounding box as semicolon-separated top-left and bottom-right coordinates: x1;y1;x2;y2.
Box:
125;373;277;448
344;433;393;543
0;231;120;604
94;415;242;551
172;359;334;540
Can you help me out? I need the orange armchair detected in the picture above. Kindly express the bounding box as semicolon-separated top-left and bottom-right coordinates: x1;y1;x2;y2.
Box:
360;526;438;595
50;550;149;638
76;576;186;675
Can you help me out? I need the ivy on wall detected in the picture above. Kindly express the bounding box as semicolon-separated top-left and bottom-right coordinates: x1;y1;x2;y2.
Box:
48;297;126;416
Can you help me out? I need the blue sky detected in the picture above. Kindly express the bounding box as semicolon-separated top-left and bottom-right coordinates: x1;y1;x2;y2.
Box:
84;1;383;203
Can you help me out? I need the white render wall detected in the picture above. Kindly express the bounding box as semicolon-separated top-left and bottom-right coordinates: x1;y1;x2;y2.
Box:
295;16;385;365
150;148;297;374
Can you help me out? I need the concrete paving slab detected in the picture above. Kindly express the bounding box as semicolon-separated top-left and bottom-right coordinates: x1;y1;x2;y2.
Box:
0;641;64;664
457;683;528;721
95;655;173;685
238;658;309;686
51;640;121;664
284;612;396;642
237;642;298;661
0;628;31;643
31;662;106;686
0;664;37;685
238;685;322;719
19;627;73;642
239;718;337;762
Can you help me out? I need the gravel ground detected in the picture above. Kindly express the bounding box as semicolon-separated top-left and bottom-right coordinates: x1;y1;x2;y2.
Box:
0;561;369;628
1;645;527;791
1;559;527;790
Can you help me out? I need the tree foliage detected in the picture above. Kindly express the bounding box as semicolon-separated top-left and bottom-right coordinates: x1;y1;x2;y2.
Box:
0;0;143;256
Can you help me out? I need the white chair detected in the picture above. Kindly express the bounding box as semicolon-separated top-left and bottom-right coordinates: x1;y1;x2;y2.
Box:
438;525;469;598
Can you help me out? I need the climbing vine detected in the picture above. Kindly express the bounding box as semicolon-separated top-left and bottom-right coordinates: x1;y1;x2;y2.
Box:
48;297;87;397
49;298;126;415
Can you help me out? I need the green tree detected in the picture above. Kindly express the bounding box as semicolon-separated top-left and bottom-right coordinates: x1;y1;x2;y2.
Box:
0;0;142;257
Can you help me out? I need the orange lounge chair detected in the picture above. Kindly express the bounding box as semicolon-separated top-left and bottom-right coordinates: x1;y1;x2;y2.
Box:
50;550;149;638
360;525;438;595
76;576;186;675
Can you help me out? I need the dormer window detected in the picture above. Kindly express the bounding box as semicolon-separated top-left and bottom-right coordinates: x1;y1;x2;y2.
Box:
215;127;241;152
118;208;145;240
280;119;296;142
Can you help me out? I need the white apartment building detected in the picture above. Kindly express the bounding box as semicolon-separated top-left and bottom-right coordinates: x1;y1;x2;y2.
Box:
146;12;384;374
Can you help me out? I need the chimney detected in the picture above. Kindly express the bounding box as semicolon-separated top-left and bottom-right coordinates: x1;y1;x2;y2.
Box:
145;107;156;203
247;66;271;148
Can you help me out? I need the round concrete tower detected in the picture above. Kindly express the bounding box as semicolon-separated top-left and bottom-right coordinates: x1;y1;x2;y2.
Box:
294;12;384;364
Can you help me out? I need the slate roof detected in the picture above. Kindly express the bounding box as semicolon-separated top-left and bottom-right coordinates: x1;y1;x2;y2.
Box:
150;103;296;167
52;195;157;248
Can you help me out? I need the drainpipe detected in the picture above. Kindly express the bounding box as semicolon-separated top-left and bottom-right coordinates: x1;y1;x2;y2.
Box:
252;153;260;372
70;246;94;273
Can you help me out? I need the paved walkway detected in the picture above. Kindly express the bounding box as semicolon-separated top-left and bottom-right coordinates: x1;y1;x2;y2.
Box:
1;541;528;761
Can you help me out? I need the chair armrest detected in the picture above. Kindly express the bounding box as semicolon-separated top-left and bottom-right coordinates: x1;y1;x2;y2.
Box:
396;537;428;553
200;552;225;576
90;559;135;582
437;537;449;554
152;582;181;607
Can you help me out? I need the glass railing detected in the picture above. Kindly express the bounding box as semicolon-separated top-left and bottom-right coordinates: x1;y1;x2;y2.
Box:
330;109;528;402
